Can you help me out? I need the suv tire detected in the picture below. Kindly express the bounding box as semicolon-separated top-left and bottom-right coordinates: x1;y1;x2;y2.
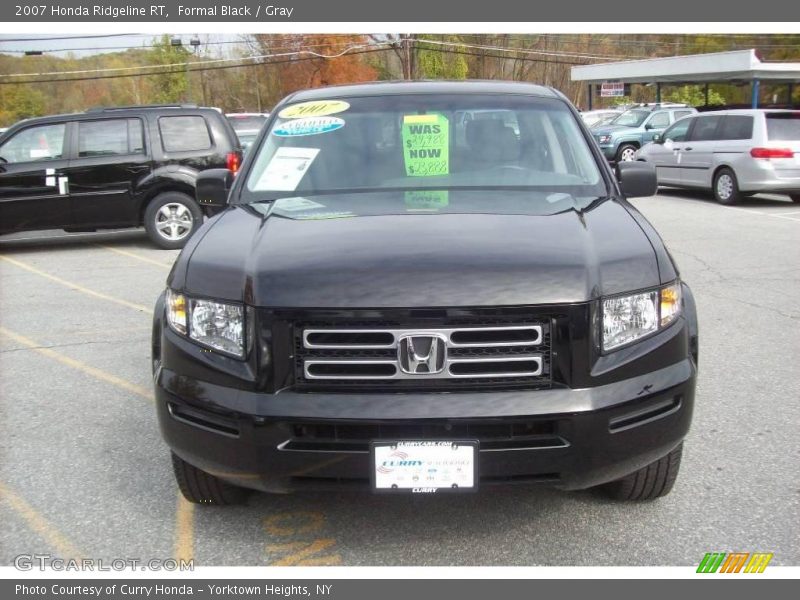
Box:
616;144;638;163
713;168;742;205
599;443;683;501
172;452;248;505
144;192;203;250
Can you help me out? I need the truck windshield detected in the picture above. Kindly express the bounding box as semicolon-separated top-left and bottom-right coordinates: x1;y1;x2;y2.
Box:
610;110;649;128
240;94;607;204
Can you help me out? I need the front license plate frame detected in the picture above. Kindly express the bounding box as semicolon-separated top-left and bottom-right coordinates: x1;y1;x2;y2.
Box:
370;440;479;494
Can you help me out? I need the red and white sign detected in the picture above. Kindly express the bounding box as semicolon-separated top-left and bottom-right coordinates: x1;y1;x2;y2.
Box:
601;82;626;97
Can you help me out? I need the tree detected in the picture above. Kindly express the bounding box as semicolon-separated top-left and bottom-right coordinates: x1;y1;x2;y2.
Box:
146;35;190;104
416;36;468;79
665;85;726;107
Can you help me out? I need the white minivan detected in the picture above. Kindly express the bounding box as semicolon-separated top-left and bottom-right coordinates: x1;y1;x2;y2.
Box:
635;109;800;204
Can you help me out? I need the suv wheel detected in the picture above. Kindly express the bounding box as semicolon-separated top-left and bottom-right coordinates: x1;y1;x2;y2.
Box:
713;168;741;205
616;144;638;162
171;452;248;505
144;192;202;249
599;443;683;501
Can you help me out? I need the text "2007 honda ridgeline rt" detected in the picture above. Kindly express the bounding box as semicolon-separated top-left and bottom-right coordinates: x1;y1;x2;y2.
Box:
152;81;698;505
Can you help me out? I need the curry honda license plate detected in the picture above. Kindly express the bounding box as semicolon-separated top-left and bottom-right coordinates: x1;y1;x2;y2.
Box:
371;441;479;493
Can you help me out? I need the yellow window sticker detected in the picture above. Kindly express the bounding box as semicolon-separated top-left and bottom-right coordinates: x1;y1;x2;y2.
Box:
404;190;449;211
402;114;449;177
278;100;350;119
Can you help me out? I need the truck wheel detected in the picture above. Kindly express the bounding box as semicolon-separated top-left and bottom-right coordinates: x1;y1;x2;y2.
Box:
616;144;637;162
144;192;202;250
599;443;683;501
171;452;248;505
713;168;742;205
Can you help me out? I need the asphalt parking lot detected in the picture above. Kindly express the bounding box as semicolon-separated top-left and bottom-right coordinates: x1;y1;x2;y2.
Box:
1;189;798;567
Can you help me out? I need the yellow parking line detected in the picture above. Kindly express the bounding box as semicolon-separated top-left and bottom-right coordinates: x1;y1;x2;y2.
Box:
0;480;83;560
0;255;149;313
99;245;173;270
175;493;195;564
0;327;153;402
0;326;190;559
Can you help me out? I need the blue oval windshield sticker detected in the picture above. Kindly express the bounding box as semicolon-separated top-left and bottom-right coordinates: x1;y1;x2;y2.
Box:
273;116;345;137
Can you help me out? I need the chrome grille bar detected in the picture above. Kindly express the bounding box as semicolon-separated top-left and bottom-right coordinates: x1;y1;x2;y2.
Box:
303;356;542;380
302;325;542;349
301;325;545;381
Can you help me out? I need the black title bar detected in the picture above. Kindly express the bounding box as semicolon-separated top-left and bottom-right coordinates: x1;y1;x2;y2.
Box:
1;0;799;22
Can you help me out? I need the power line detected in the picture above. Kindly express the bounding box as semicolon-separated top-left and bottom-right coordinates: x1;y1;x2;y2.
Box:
409;38;635;61
0;34;140;42
0;39;245;53
457;33;800;50
0;36;375;56
0;41;393;79
0;47;394;86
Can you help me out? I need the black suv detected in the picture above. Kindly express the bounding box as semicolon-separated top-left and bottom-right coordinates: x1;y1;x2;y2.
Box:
153;82;699;504
0;104;241;249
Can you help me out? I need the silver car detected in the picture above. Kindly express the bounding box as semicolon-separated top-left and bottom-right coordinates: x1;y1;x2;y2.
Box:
635;109;800;204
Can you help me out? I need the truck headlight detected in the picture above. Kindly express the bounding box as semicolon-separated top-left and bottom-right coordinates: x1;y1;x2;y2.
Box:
597;135;612;144
602;282;682;351
165;289;245;358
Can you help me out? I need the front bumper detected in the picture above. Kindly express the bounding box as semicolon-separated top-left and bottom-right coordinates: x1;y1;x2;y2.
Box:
155;358;696;493
597;144;616;160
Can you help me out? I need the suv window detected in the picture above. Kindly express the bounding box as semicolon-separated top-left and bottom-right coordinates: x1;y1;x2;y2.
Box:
159;116;212;152
78;119;144;157
647;112;670;129
766;113;800;141
673;110;694;121
689;115;722;141
663;118;691;142
718;115;754;141
0;123;66;163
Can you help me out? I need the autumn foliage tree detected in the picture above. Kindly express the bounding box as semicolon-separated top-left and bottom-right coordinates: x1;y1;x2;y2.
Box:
252;34;377;97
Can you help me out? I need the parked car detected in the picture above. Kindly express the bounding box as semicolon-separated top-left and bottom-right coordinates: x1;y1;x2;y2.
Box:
581;109;623;128
635;109;800;204
226;112;269;153
153;81;698;505
0;104;242;249
593;105;697;163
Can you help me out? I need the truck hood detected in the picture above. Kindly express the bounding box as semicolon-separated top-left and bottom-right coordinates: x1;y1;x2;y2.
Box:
178;192;663;308
592;124;637;136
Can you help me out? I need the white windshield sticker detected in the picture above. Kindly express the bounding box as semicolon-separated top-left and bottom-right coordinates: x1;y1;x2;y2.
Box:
272;116;344;137
274;197;326;212
253;147;319;191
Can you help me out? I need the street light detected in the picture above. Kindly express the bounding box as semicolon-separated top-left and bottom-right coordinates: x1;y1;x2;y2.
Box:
171;36;202;103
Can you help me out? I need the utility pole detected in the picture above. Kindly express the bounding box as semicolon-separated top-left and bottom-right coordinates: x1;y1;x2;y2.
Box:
403;34;412;80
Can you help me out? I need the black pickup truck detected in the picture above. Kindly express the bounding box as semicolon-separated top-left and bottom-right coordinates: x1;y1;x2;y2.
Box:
152;81;698;505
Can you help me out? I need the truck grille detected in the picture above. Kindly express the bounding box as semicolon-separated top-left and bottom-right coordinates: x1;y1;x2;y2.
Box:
294;321;551;391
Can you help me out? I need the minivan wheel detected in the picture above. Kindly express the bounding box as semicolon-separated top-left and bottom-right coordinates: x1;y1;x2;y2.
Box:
713;168;741;205
144;192;202;249
599;443;683;501
616;144;637;162
171;452;248;505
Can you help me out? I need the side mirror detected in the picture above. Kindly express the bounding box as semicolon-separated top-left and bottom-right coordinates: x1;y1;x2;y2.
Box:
196;169;234;209
644;123;654;130
652;133;663;144
616;161;657;198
